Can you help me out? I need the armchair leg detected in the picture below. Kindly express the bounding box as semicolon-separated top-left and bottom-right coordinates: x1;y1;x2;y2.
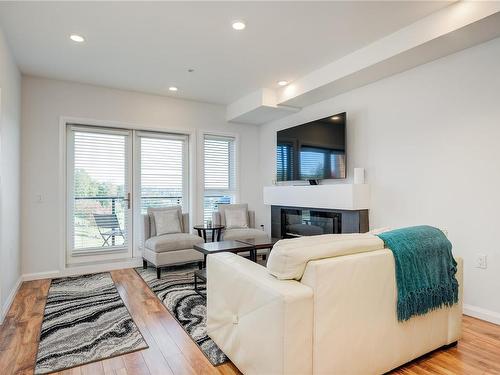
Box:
143;259;147;269
157;267;161;279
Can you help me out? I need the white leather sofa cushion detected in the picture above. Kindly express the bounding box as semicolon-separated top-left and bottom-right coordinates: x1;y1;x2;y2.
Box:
145;233;203;253
267;233;384;280
300;250;463;375
207;253;313;375
223;228;270;242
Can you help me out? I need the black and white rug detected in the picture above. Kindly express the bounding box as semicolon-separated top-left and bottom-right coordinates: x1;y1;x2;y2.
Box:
35;272;148;374
135;265;228;366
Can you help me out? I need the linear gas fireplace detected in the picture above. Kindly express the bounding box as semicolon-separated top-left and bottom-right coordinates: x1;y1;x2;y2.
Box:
271;205;368;239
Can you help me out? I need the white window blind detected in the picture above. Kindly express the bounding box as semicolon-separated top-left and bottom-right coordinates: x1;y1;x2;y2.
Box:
138;133;188;214
203;134;236;222
276;143;294;181
70;128;129;252
300;148;327;180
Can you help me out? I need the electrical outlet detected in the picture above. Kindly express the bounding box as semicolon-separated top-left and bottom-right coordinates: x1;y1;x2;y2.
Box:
475;254;487;269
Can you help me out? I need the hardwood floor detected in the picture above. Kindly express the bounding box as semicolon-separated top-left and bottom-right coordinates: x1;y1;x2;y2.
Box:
0;268;499;375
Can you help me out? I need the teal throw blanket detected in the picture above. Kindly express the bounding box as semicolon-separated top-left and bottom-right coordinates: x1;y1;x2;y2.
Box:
377;225;459;322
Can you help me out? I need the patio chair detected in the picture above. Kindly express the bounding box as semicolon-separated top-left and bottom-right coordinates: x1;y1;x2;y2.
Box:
93;213;124;246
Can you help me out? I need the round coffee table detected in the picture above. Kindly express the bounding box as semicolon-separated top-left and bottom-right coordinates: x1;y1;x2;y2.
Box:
193;225;224;242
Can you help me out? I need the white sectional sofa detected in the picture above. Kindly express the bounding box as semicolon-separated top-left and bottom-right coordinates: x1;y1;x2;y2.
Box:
206;233;463;375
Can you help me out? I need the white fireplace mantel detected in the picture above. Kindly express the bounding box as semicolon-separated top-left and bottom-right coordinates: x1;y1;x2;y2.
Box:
263;184;370;210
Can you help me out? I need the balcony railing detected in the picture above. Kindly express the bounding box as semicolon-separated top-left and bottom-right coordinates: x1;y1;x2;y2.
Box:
73;195;230;249
73;195;183;249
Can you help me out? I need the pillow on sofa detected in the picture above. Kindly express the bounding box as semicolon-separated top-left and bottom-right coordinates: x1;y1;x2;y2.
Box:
267;233;385;280
148;206;183;236
368;227;392;235
224;206;249;229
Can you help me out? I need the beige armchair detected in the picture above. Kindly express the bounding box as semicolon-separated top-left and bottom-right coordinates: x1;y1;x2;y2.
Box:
142;206;204;278
212;203;269;243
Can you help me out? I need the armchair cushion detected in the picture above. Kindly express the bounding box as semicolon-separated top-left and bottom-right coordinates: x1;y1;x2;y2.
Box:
153;209;182;235
218;204;248;228
147;206;183;236
213;208;256;229
145;233;203;253
224;206;249;229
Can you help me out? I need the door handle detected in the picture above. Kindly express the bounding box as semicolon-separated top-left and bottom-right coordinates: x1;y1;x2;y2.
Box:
123;192;131;209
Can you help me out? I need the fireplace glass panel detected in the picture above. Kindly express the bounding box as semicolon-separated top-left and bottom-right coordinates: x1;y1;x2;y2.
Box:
281;208;341;238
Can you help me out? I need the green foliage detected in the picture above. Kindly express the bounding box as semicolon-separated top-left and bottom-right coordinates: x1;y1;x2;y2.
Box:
74;169;121;198
74;169;100;197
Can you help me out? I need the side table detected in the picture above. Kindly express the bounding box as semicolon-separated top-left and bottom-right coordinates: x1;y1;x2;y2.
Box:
193;225;224;243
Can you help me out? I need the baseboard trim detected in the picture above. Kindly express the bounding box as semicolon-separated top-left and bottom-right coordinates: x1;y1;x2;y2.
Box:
22;258;143;281
22;270;61;281
1;276;23;325
464;304;500;325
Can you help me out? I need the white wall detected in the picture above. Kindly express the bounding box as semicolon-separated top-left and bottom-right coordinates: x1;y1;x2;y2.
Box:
21;76;261;277
0;27;21;321
258;37;500;322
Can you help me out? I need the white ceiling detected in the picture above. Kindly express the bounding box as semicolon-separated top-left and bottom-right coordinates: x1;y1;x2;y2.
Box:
0;1;452;105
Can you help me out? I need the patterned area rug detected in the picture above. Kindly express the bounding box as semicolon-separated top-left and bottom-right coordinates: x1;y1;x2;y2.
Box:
35;273;148;374
135;265;228;366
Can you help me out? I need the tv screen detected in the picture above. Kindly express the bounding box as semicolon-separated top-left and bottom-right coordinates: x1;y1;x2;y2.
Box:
276;112;346;181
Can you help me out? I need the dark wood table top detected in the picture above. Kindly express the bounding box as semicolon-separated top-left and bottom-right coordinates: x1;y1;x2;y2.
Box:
236;238;279;249
193;240;254;255
193;225;224;230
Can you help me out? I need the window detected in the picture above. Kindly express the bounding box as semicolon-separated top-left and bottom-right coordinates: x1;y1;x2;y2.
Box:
137;132;188;214
203;134;237;222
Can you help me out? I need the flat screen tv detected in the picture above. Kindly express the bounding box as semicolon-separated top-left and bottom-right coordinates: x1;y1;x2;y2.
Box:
276;112;346;182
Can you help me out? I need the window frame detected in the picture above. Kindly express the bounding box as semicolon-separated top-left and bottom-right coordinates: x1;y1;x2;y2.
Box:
199;131;240;224
66;125;133;263
133;131;189;256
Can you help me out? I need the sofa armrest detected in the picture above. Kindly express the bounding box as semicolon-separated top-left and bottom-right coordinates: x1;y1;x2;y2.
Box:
207;253;313;375
182;213;189;233
143;214;151;241
248;210;256;229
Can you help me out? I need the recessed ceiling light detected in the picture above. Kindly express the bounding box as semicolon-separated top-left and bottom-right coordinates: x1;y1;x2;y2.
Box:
232;20;246;30
168;86;178;92
277;80;289;86
331;116;341;120
70;34;85;43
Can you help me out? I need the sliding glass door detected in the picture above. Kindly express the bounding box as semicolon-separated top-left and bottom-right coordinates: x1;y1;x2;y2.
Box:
133;132;188;255
67;126;132;261
67;125;188;263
